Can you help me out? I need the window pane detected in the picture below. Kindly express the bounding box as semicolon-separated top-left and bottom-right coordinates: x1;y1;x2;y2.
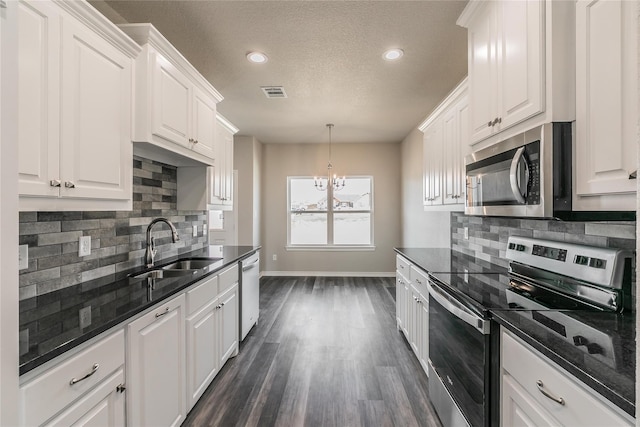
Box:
333;178;371;211
290;178;327;211
290;213;327;244
334;213;371;244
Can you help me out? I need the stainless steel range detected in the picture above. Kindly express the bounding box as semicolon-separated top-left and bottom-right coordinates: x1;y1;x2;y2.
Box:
427;236;634;427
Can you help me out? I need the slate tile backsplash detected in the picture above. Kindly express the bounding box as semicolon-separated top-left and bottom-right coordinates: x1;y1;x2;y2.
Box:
18;156;208;301
451;212;636;269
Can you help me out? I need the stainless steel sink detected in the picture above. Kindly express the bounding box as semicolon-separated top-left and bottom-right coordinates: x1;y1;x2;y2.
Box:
160;258;222;270
130;269;198;280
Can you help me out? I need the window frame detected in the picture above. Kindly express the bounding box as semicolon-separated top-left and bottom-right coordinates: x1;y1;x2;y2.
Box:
286;175;375;251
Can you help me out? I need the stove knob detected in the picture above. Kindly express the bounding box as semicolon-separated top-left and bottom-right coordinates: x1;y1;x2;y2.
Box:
573;335;588;346
586;343;603;355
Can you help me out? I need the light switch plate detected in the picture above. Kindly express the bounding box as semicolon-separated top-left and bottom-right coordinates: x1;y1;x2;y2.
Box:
18;245;28;270
79;236;91;257
464;227;469;240
192;225;198;237
79;306;92;329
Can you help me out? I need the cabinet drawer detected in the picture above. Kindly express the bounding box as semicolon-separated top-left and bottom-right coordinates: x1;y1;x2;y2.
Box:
219;263;239;294
501;330;633;427
396;255;411;278
20;329;125;426
410;265;429;297
186;274;218;315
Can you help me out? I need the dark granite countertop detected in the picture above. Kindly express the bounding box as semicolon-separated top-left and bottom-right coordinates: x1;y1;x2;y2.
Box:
19;245;260;375
394;247;635;418
492;309;635;417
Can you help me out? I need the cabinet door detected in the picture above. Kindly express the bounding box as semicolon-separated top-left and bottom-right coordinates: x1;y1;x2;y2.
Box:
213;125;234;205
223;132;234;203
44;369;125;427
59;16;132;200
418;295;429;376
423;120;443;206
395;275;406;331
497;0;544;130
467;2;497;142
186;299;218;411
408;285;421;355
127;295;186;427
152;54;191;147
192;86;216;160
575;0;637;197
456;97;470;202
501;374;560;427
18;0;60;197
218;284;239;368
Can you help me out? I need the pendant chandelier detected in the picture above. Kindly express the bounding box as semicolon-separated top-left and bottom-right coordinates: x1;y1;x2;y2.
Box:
314;123;346;192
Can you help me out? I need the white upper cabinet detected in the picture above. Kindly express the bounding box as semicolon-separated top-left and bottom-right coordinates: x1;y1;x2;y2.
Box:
212;113;238;208
119;24;223;166
458;0;575;148
18;0;140;211
574;0;637;210
419;79;469;210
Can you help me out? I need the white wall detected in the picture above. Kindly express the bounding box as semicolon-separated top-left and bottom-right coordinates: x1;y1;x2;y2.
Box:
400;127;451;248
261;142;401;275
1;2;19;423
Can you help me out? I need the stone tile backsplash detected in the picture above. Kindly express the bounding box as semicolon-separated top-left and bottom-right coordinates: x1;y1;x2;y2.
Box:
18;156;208;301
451;212;636;269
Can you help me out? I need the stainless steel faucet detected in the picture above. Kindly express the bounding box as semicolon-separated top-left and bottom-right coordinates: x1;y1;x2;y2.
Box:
145;218;180;268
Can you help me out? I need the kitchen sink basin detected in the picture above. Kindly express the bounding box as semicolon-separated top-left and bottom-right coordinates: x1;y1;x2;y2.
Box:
130;269;198;280
160;258;222;270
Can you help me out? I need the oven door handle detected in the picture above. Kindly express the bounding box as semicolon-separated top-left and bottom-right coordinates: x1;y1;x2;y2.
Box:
509;147;528;204
428;281;489;335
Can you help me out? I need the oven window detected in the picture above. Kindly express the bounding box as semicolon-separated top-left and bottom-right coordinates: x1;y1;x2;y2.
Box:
429;294;487;427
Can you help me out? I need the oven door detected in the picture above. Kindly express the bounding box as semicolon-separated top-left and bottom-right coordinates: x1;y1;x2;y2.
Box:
429;280;490;427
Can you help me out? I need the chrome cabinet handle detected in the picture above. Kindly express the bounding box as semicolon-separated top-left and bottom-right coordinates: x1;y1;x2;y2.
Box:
155;307;169;318
193;139;199;144
65;181;75;188
536;380;565;405
487;121;492;128
189;138;194;143
629;170;637;179
116;384;126;393
70;363;99;385
50;179;61;187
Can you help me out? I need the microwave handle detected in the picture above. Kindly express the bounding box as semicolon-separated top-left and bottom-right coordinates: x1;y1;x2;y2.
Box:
509;147;529;204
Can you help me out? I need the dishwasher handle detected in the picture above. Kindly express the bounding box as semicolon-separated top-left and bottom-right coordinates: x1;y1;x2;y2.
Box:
428;281;489;335
242;257;259;271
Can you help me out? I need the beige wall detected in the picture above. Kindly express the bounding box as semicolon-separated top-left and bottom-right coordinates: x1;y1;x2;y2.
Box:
400;127;451;248
261;142;401;274
234;136;262;246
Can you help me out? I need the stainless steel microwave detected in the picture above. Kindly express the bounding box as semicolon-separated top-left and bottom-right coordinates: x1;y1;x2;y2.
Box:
465;123;572;218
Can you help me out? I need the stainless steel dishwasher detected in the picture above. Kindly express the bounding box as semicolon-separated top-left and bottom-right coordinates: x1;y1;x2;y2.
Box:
240;251;260;341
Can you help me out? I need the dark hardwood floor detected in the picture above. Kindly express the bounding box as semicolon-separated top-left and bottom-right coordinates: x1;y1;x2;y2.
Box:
183;276;442;427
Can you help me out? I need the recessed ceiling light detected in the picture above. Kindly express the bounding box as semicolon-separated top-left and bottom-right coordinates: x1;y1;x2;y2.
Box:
247;51;268;64
383;48;404;61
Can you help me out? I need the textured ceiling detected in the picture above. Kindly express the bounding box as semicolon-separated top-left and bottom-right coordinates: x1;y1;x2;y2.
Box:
95;1;469;144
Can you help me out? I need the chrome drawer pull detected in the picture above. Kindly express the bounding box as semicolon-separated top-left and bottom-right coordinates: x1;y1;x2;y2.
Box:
69;363;99;385
155;307;170;318
536;380;565;405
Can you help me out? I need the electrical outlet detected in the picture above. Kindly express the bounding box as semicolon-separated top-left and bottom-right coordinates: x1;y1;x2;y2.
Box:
272;254;277;261
79;306;92;329
18;245;28;270
464;227;469;240
463;268;469;283
192;225;198;237
78;236;91;257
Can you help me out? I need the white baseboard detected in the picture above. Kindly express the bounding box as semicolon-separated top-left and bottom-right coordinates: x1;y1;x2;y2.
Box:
261;271;395;278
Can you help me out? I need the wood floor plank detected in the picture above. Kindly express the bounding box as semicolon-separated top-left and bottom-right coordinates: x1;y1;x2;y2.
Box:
182;276;443;427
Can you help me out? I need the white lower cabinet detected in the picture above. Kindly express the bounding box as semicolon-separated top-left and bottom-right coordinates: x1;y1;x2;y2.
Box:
186;298;219;411
218;284;239;368
19;330;126;427
501;328;634;427
395;255;429;378
127;294;187;427
44;369;125;427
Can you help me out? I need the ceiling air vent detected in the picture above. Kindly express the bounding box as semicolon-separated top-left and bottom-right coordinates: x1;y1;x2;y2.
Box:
261;86;287;99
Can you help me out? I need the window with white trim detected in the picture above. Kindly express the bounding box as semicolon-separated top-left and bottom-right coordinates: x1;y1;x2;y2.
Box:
287;176;373;248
